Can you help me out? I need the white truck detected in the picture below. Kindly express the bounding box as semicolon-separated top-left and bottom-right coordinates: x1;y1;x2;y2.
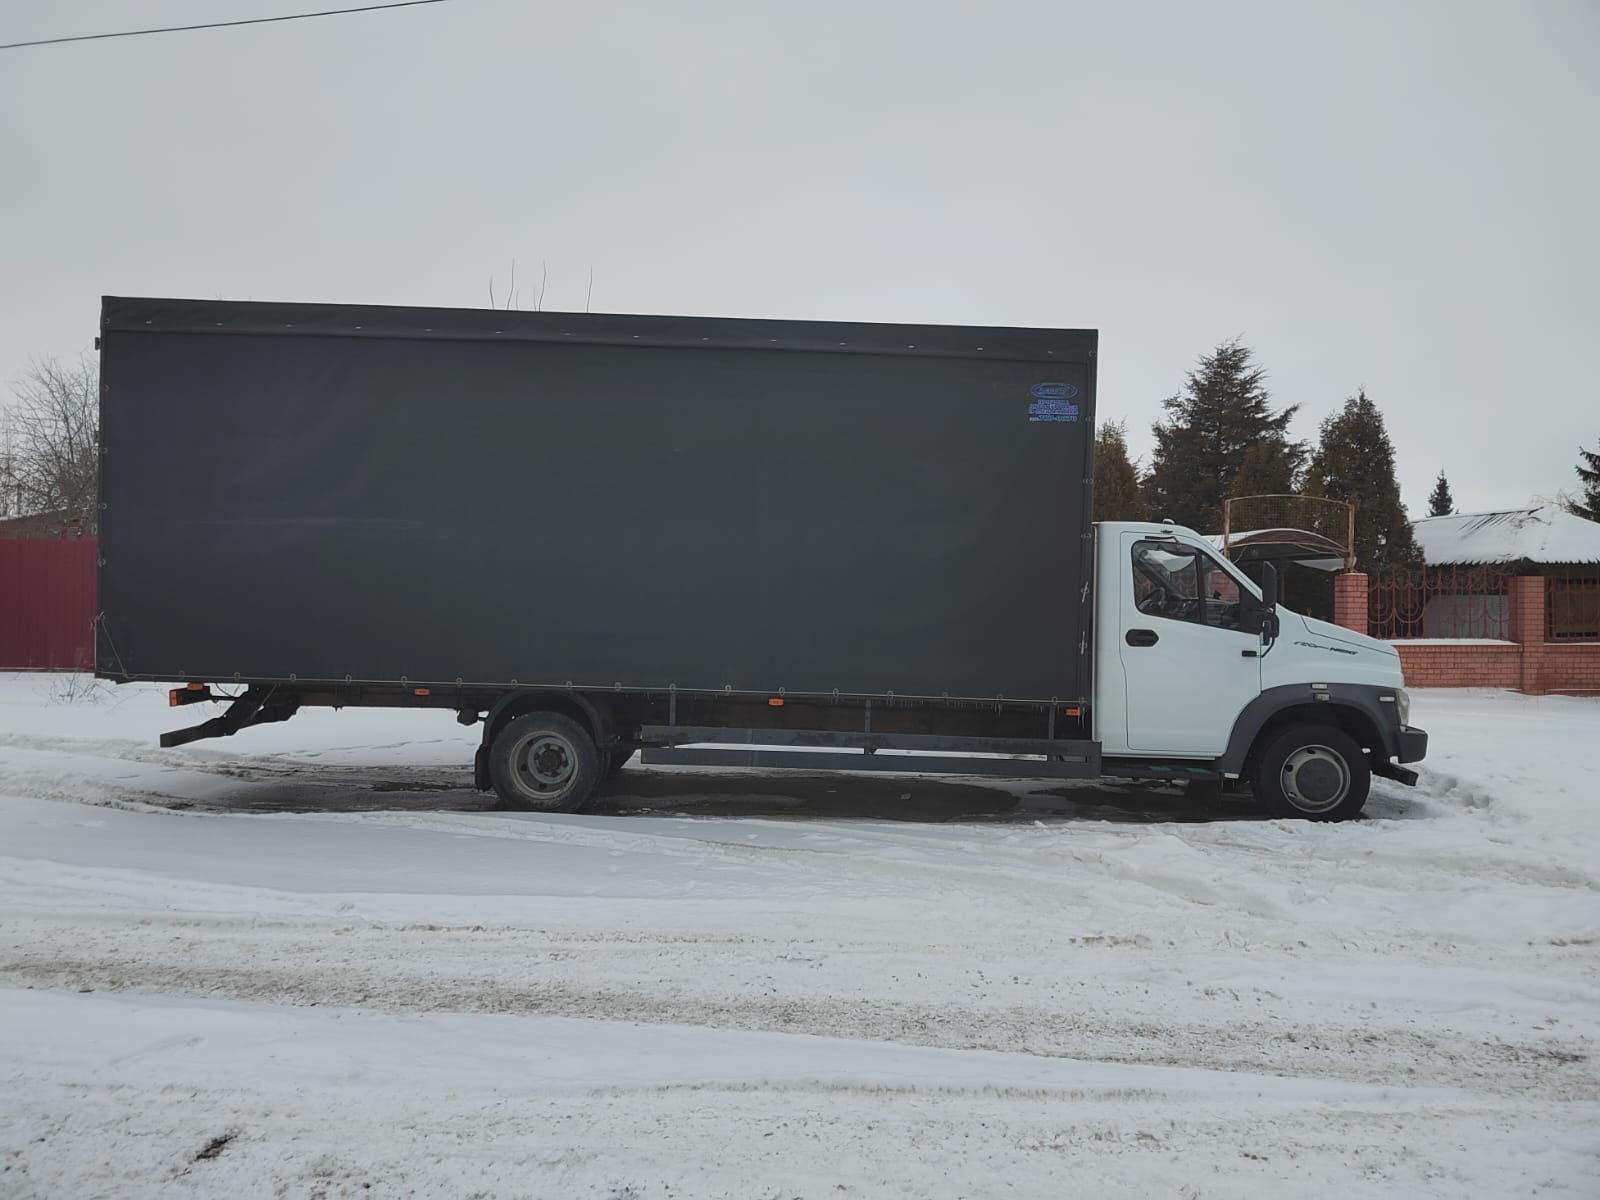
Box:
96;298;1427;820
1090;521;1426;819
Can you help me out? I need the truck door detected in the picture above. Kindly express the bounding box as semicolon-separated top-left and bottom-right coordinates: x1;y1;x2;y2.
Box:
1119;534;1262;755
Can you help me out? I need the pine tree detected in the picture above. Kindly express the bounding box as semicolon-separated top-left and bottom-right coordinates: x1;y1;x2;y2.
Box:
1305;389;1418;567
1427;470;1455;517
1572;436;1600;522
1092;421;1144;522
1143;340;1302;532
1227;439;1300;499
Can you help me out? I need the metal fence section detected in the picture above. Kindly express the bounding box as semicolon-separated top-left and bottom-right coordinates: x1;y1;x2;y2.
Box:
0;537;98;669
1368;565;1514;640
1547;574;1600;642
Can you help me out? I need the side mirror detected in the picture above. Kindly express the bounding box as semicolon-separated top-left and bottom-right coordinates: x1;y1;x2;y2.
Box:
1240;564;1280;642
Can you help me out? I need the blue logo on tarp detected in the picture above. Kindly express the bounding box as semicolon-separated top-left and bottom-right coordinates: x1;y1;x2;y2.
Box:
1030;382;1079;401
1028;382;1079;422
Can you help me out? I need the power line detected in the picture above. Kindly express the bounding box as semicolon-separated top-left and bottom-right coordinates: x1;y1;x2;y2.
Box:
0;1;451;51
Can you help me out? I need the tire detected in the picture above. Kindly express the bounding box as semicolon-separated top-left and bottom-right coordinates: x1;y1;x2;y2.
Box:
1251;723;1370;822
488;711;600;813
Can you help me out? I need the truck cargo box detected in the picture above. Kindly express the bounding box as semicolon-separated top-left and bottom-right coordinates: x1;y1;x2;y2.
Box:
97;298;1096;703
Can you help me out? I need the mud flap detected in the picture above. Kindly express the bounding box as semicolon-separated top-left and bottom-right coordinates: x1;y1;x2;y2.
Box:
1375;760;1419;787
473;743;491;792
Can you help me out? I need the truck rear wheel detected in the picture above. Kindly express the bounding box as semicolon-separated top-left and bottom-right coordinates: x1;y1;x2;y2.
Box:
488;711;600;813
1251;723;1369;822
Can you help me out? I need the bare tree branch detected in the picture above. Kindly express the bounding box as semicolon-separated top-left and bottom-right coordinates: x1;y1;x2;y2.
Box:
2;354;99;532
489;260;522;311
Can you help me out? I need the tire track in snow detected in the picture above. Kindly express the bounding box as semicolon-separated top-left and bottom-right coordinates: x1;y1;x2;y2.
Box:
3;943;1593;1102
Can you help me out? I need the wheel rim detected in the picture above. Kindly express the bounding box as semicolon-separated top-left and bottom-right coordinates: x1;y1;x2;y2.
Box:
1281;745;1350;813
516;733;577;800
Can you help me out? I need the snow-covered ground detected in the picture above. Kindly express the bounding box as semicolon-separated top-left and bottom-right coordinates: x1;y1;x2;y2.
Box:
1;675;1596;1198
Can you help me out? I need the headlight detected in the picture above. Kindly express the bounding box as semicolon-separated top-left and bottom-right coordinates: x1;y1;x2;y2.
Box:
1395;688;1410;727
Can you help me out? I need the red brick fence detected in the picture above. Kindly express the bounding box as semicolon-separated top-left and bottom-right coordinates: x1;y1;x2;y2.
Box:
1335;572;1600;693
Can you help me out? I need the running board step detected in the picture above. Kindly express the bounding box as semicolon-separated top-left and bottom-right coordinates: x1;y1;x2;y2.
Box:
1098;758;1222;780
639;747;1100;779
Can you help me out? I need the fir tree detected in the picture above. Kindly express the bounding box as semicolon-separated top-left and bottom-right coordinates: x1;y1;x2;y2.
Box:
1305;389;1418;567
1427;470;1455;517
1572;436;1600;522
1092;421;1144;522
1227;439;1300;499
1143;340;1302;532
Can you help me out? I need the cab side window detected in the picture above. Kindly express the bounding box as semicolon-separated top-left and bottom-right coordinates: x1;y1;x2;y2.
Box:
1131;542;1200;622
1132;542;1250;631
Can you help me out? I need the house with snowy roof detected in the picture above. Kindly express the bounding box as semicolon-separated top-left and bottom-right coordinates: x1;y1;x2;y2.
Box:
1413;505;1600;571
1412;506;1600;643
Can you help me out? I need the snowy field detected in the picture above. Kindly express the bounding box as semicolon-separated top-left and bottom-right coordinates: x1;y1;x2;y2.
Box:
1;675;1596;1198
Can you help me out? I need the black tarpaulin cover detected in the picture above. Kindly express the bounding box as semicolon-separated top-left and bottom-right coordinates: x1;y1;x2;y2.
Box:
97;297;1096;702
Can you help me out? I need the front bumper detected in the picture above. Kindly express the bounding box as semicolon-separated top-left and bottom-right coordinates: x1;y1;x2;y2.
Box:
1374;725;1428;787
1396;726;1428;764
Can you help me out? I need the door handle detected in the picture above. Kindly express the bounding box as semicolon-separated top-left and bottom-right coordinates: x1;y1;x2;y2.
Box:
1125;628;1159;647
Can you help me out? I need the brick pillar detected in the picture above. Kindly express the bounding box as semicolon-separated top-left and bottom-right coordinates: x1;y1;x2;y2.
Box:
1334;572;1369;635
1508;575;1547;694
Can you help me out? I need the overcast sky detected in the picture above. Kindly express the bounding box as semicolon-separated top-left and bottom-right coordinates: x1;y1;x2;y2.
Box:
2;0;1595;516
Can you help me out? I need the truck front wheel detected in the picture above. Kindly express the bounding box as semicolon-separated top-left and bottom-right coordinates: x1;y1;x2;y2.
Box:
488;711;600;813
1251;723;1370;822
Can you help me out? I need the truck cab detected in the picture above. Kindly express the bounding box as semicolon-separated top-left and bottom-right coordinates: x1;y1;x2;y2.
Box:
1093;521;1427;819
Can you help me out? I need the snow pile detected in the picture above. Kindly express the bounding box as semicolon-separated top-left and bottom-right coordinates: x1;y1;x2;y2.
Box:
1413;505;1600;565
1;676;1596;1197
